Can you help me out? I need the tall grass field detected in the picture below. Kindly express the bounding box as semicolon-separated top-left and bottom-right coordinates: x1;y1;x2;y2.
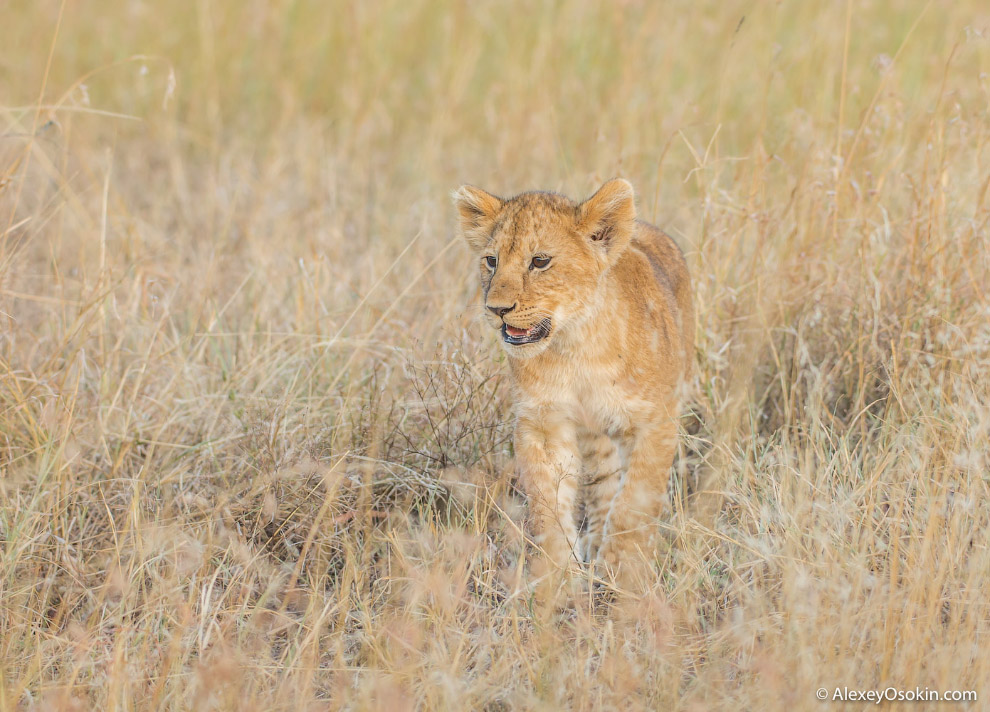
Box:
2;1;989;709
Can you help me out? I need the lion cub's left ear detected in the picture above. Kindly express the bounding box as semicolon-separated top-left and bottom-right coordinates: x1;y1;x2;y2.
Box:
453;185;504;252
577;178;636;263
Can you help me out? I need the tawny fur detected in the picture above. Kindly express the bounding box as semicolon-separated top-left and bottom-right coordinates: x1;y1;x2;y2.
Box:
454;179;694;591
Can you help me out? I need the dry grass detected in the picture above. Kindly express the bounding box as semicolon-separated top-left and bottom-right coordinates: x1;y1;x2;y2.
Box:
2;1;990;710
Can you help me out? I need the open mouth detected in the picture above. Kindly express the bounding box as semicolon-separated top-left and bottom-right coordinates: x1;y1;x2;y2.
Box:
501;318;552;345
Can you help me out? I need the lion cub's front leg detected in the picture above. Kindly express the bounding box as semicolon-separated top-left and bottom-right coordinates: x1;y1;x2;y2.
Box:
596;419;677;591
577;433;623;562
514;412;581;582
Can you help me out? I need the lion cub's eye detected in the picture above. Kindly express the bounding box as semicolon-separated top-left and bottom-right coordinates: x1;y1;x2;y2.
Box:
484;255;497;269
531;255;551;269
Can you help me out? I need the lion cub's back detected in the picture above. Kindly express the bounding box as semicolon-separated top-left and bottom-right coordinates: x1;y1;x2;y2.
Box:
628;220;695;378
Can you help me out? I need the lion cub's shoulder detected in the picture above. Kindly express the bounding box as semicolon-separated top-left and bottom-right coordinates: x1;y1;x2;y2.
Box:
615;221;695;378
623;223;690;302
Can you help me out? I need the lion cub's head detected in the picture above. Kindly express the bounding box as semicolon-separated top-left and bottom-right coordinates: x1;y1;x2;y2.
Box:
454;179;636;358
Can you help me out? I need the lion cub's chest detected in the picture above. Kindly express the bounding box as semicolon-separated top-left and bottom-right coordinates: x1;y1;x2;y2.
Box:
539;360;648;438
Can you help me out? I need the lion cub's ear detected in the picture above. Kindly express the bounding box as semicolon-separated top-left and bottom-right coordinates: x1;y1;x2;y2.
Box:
453;185;503;252
577;178;636;262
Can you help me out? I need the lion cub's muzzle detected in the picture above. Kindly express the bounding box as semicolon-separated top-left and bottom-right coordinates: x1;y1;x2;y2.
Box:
501;318;552;345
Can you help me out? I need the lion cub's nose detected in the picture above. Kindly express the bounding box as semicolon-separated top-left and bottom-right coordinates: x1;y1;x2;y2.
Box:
487;303;517;318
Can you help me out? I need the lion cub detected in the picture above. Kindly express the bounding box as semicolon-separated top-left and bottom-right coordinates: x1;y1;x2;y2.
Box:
454;179;693;591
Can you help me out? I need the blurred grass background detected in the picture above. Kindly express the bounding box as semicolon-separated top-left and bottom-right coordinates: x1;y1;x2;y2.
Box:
2;1;990;710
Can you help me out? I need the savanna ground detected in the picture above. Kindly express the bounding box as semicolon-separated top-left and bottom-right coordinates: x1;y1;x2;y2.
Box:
2;1;990;710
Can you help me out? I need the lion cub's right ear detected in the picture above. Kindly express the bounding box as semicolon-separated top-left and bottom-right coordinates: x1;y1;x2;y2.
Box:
453;185;503;252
